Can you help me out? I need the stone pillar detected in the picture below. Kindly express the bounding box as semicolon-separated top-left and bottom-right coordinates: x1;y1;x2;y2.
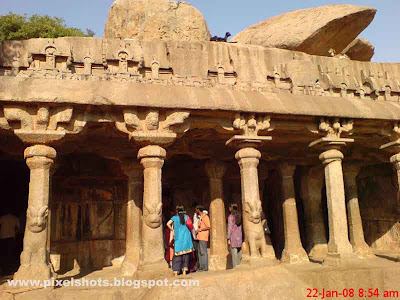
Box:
121;161;143;276
343;163;375;258
137;145;168;271
235;148;275;261
205;160;228;271
300;166;328;259
279;163;309;264
390;153;400;212
319;149;353;258
14;145;56;281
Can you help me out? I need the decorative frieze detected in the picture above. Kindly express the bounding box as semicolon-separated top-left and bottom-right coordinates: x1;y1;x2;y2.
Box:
2;38;400;102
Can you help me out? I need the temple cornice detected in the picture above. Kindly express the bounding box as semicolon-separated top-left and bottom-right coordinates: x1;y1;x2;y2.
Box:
2;77;400;121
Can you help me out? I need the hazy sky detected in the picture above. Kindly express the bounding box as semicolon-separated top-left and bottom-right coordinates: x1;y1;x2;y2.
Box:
1;0;399;62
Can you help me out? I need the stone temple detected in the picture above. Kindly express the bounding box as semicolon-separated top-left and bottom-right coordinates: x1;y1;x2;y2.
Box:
0;1;400;299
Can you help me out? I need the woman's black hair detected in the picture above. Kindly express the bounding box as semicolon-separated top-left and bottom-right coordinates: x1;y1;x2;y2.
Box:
230;203;241;225
196;205;205;212
176;205;185;225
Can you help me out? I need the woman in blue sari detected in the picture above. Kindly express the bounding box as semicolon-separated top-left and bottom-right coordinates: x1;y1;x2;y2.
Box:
167;205;194;276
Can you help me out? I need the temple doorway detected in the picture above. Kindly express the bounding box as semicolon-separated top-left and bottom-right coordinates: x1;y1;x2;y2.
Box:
50;152;127;275
0;157;29;276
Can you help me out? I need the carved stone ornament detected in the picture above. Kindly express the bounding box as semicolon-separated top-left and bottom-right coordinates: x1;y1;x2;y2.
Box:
115;108;190;145
232;113;273;136
0;105;87;144
380;122;400;151
143;202;162;229
308;117;354;148
27;205;49;233
224;113;274;147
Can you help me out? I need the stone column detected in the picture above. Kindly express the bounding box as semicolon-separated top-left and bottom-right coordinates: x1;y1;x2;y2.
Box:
14;145;56;281
279;163;309;263
300;166;328;259
137;145;168;271
390;153;400;212
319;149;353;259
205;160;228;271
343;163;375;258
121;161;143;276
235;147;275;261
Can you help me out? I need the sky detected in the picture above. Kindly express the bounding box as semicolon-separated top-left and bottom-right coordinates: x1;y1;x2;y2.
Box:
1;0;399;62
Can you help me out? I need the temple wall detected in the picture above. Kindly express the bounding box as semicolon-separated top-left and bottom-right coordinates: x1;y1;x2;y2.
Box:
50;154;127;272
358;164;400;252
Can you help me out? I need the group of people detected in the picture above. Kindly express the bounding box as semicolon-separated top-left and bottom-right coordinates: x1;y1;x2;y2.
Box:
163;202;243;276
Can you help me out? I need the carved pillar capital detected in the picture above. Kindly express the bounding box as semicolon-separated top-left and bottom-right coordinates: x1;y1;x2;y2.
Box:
138;145;166;169
319;149;344;165
2;105;87;145
115;108;190;146
313;117;354;139
205;160;227;180
235;147;261;170
24;145;56;170
390;153;400;168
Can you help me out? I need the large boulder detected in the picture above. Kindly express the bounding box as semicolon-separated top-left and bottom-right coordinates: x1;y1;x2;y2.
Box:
231;5;376;57
104;0;211;42
341;38;375;61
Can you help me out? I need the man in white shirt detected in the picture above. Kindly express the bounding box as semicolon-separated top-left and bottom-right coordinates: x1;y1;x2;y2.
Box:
0;213;20;275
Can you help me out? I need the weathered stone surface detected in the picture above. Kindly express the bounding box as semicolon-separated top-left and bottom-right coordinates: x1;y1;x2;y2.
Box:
235;148;276;261
342;38;375;61
205;160;228;271
319;149;354;259
120;161;143;276
343;162;375;258
300;166;328;259
14;145;56;281
231;5;376;57
104;0;211;41
279;163;309;264
137;145;169;271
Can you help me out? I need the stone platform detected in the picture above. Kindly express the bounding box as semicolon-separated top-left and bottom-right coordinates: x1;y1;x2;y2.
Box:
1;256;400;300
